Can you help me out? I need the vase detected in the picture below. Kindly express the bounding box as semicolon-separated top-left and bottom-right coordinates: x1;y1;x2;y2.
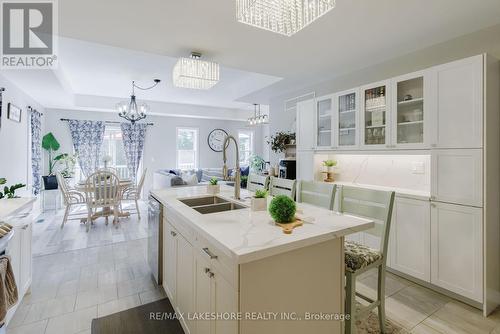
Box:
251;197;267;211
42;175;58;190
207;184;220;195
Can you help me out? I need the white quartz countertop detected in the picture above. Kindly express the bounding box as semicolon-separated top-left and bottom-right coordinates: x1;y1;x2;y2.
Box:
0;198;36;220
332;181;430;201
151;185;374;264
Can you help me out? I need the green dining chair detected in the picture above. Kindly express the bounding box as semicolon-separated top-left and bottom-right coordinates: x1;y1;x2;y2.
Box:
247;174;270;192
339;186;395;334
297;180;336;210
269;177;297;199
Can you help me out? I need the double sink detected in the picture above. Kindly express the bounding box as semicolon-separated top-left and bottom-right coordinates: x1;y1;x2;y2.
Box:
179;196;247;214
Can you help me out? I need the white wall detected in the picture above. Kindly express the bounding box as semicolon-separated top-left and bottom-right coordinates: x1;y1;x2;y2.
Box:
267;24;500;165
43;108;264;194
0;74;44;197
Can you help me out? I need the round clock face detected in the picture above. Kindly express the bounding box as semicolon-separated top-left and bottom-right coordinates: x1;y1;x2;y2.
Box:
207;129;228;152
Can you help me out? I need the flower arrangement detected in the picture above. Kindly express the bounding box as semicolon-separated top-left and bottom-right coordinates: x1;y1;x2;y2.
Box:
267;132;296;153
268;195;296;223
251;189;268;211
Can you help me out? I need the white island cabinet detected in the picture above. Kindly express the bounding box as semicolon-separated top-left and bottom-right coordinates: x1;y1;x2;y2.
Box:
0;198;35;326
154;186;373;334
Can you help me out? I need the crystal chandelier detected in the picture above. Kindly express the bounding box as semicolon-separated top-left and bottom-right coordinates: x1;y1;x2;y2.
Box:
248;104;269;126
237;0;336;36
173;52;220;90
116;79;161;124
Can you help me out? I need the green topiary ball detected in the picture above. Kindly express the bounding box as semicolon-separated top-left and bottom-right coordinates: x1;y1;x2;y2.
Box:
269;195;296;223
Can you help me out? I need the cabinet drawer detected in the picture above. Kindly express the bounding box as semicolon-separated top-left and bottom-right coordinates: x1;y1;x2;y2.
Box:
194;233;237;289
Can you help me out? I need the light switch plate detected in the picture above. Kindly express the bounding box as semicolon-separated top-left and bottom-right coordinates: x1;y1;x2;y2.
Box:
412;161;425;174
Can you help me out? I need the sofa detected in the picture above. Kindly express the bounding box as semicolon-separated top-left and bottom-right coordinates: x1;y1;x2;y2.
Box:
153;167;249;190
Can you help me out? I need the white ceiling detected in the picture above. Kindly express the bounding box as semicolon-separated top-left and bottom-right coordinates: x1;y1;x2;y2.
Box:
3;0;500;118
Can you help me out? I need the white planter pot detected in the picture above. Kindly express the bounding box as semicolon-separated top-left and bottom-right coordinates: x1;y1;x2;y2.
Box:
207;184;220;194
251;197;267;211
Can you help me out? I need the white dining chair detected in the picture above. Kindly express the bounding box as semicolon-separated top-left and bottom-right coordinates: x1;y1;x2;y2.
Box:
56;172;86;229
83;170;121;232
121;168;147;219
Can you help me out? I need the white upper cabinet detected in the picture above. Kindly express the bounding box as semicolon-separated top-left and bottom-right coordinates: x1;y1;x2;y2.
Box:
430;55;483;148
334;88;359;149
315;95;334;149
296;99;315;151
361;80;391;149
431;149;483;207
391;71;431;149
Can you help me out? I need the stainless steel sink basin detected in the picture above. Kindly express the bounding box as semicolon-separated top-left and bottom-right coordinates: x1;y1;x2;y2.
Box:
192;202;247;214
179;196;229;207
179;196;247;214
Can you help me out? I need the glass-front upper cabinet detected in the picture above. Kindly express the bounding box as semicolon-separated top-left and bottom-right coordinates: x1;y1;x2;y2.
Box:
316;95;333;149
335;89;359;149
391;71;428;148
361;81;390;148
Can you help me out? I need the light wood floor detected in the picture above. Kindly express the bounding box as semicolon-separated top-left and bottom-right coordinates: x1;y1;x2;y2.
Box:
7;203;500;334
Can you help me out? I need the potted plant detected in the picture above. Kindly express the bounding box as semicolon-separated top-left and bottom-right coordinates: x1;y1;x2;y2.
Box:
266;132;296;154
207;177;220;194
240;175;248;189
251;189;268;211
323;159;337;182
0;178;26;199
41;132;61;190
269;195;297;223
54;153;78;178
249;155;266;174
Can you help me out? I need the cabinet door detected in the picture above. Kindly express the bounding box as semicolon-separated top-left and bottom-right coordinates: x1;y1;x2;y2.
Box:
431;149;483;207
296;151;315;181
296;99;315;151
213;270;238;334
176;234;195;333
315;95;334;149
6;228;21;290
195;255;213;334
361;80;391;149
335;89;359;149
391;71;431;149
163;222;178;302
390;198;431;281
20;222;32;294
431;55;483;148
431;202;483;302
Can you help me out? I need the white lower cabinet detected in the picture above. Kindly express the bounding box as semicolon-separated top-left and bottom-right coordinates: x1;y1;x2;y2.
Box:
430;202;483;302
163;219;238;334
389;197;431;281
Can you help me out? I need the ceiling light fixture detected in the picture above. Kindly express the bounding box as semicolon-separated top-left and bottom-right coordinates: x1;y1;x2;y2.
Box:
116;79;161;124
236;0;336;36
248;104;268;126
173;52;220;90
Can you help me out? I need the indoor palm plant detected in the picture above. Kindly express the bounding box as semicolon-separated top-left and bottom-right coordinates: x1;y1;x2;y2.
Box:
41;132;61;190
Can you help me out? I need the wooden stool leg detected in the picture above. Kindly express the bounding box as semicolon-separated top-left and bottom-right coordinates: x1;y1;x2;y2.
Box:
345;271;357;334
377;265;386;333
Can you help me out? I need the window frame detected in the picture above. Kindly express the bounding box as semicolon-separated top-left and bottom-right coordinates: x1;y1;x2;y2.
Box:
238;129;254;166
176;127;199;170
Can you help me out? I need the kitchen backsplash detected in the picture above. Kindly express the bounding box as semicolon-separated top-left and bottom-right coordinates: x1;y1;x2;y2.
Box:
314;154;431;193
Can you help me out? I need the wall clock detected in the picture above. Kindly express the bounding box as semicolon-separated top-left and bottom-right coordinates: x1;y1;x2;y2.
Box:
207;128;228;152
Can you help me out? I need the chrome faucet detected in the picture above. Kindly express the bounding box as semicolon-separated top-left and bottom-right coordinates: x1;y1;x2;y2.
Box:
222;135;240;200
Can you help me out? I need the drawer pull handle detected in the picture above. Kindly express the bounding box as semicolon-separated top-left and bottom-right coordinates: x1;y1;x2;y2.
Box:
170;231;177;237
205;270;215;278
202;247;218;260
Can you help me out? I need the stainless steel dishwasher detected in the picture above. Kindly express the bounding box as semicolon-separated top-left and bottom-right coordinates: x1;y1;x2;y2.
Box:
147;195;163;285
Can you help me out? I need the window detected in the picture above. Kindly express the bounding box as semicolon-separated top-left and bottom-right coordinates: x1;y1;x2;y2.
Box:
238;130;254;166
74;126;131;180
176;128;199;169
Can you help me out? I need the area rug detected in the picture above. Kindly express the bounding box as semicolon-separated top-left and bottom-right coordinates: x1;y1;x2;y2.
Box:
356;305;408;334
91;298;184;334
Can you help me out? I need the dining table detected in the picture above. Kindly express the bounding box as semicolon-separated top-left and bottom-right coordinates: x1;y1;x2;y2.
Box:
75;179;133;222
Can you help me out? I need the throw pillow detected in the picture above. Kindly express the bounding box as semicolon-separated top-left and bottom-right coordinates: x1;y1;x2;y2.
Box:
182;173;198;186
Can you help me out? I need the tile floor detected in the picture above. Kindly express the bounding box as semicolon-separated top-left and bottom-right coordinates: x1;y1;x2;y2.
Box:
7;203;500;334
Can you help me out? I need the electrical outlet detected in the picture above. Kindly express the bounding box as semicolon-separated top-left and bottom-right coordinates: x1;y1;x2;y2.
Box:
412;162;425;174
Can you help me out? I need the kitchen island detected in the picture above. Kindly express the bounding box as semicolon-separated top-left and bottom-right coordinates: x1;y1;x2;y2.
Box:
151;185;373;334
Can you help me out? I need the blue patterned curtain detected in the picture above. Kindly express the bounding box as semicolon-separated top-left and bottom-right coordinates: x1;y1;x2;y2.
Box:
30;110;42;195
120;123;147;181
68;120;105;177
